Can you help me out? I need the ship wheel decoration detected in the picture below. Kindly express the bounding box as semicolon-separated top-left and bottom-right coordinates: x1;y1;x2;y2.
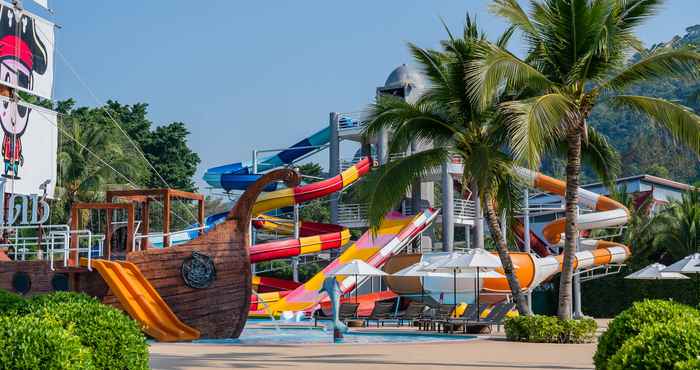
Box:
181;251;217;289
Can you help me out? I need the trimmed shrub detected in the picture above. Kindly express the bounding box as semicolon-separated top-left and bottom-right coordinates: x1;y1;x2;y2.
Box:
0;288;28;315
29;291;100;307
28;292;149;370
505;315;597;343
594;299;700;369
607;319;700;370
0;315;93;369
675;358;700;370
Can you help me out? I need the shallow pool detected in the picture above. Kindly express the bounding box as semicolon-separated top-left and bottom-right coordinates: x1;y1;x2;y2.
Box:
194;327;475;345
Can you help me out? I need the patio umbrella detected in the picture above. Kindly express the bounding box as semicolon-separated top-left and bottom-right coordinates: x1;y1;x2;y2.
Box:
425;249;509;319
393;261;452;302
330;259;387;303
663;253;700;299
625;263;689;280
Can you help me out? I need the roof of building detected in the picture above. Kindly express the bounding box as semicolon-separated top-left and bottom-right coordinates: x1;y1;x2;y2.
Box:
583;174;693;192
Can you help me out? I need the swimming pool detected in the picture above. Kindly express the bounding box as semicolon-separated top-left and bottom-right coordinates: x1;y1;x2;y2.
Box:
194;327;475;345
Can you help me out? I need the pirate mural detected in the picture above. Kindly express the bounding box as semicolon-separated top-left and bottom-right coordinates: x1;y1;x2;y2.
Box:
0;5;48;179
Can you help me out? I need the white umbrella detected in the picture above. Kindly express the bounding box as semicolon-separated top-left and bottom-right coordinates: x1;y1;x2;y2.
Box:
330;259;387;303
625;263;689;280
662;253;700;274
392;261;504;302
663;253;700;300
424;249;510;318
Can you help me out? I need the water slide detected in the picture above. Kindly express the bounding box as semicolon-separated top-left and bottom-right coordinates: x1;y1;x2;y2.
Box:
203;127;330;191
512;220;550;257
250;209;439;316
81;258;199;342
386;168;630;303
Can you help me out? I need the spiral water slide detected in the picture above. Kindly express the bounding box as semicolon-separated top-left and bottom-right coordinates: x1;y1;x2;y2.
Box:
246;157;372;262
203;127;331;192
387;168;630;301
250;209;440;316
481;168;630;293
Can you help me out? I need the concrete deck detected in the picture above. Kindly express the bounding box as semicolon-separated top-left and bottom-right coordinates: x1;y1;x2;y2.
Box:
150;324;602;370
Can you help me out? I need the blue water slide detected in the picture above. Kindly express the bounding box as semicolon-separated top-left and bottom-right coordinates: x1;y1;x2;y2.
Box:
203;126;333;191
204;116;362;191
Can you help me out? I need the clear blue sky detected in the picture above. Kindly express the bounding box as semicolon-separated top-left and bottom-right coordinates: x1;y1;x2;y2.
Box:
31;0;699;191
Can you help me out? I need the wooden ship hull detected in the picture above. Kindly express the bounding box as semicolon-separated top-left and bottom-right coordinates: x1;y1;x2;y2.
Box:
0;169;299;339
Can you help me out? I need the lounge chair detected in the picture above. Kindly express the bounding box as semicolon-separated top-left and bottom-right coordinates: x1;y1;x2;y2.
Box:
442;303;489;333
314;302;359;326
461;302;515;334
362;301;396;327
417;304;454;332
394;301;428;326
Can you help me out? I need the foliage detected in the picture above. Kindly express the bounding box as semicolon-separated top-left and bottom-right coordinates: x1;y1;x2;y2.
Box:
675;358;700;370
359;15;539;314
477;0;700;320
594;299;700;370
0;289;28;315
50;99;201;224
582;273;698;318
28;292;149;370
0;315;93;370
504;315;596;344
607;318;700;370
651;190;700;260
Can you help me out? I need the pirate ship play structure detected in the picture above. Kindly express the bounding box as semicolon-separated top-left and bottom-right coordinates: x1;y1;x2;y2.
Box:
0;0;633;343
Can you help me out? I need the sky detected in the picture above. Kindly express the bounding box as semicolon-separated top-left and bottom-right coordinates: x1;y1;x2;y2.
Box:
26;0;700;191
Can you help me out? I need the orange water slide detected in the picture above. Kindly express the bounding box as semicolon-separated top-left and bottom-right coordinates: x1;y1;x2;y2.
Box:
82;259;199;342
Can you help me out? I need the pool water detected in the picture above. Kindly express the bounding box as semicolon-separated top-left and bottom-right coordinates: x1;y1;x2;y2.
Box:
194;327;475;345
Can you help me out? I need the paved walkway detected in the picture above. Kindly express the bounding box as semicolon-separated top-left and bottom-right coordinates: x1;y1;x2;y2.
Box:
150;337;596;370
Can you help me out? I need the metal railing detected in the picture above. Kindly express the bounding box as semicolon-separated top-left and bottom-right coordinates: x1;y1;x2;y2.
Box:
453;199;477;220
337;203;368;226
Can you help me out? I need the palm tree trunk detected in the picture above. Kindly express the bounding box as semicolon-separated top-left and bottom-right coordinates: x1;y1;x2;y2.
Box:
558;125;583;320
483;198;530;315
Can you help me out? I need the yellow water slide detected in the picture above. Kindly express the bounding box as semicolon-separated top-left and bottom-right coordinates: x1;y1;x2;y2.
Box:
82;258;200;342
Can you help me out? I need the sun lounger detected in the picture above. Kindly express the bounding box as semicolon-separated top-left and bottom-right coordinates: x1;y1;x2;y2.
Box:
461;302;516;333
362;301;396;327
314;302;359;326
417;304;454;331
442;303;489;333
392;301;428;326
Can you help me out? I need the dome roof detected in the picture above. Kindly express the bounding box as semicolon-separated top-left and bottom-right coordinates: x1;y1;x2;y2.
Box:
383;64;427;90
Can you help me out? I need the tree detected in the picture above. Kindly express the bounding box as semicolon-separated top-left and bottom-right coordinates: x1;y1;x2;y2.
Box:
103;101;201;191
360;17;531;315
652;190;700;260
56;108;141;221
470;0;700;319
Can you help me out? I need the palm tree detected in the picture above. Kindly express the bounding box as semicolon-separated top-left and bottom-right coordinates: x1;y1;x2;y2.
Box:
57;112;139;221
360;17;535;314
468;0;700;319
652;190;700;260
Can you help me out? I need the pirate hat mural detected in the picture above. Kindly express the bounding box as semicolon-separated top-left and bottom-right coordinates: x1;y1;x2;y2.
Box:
0;3;56;190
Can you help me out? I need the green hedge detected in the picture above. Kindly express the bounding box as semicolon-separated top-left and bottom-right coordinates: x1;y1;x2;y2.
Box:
607;319;700;370
0;290;150;370
581;273;698;318
0;289;28;315
0;315;93;369
594;299;700;369
29;294;149;370
675;358;700;370
505;315;597;343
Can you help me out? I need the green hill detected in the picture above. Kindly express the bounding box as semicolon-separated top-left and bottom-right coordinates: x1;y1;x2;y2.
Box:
586;25;700;184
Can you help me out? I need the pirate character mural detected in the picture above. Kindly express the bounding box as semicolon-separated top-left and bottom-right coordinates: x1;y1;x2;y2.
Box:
0;5;48;179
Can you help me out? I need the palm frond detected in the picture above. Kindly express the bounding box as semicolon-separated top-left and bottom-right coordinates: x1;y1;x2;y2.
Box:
489;0;537;37
466;41;554;110
612;95;700;154
358;148;450;231
601;47;700;93
500;93;574;168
